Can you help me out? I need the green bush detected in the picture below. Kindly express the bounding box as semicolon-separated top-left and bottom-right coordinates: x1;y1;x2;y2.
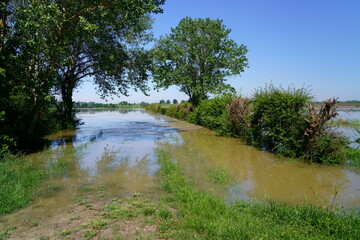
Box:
250;84;311;157
304;131;347;164
164;102;193;120
188;95;233;135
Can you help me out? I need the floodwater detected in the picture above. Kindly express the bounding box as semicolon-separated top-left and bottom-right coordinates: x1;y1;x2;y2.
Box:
1;109;360;227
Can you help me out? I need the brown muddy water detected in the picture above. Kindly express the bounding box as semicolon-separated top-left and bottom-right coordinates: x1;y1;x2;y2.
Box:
1;109;360;229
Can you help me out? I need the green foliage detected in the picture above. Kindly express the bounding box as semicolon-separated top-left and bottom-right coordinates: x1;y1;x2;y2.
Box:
145;102;194;121
0;155;44;214
346;147;360;168
164;102;193;120
188;95;232;135
0;0;165;153
304;131;347;164
207;167;231;185
156;149;360;239
84;229;97;239
250;84;312;157
152;17;248;106
144;104;162;114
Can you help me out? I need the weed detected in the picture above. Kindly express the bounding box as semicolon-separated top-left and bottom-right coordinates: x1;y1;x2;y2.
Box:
104;196;157;220
6;226;16;231
0;231;9;240
59;229;73;236
31;220;40;227
207;167;231;185
84;229;97;239
69;216;80;221
85;218;112;230
80;186;95;192
159;207;172;219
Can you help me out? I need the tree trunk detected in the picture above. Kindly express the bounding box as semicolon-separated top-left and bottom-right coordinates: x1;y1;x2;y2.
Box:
60;78;76;128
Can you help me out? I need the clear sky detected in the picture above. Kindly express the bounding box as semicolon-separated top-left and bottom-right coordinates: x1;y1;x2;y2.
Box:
73;0;360;103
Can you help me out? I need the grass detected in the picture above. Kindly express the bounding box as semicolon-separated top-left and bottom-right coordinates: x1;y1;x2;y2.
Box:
207;167;232;185
331;119;360;168
347;147;360;168
0;154;44;214
0;143;89;215
156;149;360;239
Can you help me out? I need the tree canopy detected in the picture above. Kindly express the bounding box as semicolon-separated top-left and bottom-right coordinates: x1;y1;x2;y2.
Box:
0;0;165;151
151;17;249;105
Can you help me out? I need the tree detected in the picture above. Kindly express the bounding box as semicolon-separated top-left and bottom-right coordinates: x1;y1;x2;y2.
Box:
173;99;178;104
50;0;165;127
0;0;62;150
152;17;249;106
1;0;167;151
159;99;165;104
5;0;165;129
166;99;171;104
140;101;148;106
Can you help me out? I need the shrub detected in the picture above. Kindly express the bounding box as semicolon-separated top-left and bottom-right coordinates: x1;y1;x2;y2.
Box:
188;95;233;135
164;102;193;120
250;84;311;157
303;99;347;164
144;104;162;113
304;130;347;164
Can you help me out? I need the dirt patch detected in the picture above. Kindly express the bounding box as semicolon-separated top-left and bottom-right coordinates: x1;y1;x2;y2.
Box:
1;192;167;240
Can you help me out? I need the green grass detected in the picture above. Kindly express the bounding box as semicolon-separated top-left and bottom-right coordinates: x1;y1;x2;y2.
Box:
156;149;360;239
0;143;89;215
0;154;44;215
207;167;232;185
347;147;360;168
332;119;360;168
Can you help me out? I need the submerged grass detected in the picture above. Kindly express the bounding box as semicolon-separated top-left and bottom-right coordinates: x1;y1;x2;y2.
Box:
0;154;44;214
156;149;360;239
0;143;88;215
331;119;360;168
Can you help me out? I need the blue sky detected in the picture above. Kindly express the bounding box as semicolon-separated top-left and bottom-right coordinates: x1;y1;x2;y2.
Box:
74;0;360;103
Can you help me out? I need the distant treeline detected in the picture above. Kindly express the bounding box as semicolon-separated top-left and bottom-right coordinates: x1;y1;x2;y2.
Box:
74;101;146;108
314;100;360;108
74;99;186;108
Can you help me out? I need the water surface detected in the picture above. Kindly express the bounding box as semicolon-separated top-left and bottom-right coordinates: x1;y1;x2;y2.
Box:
1;109;359;228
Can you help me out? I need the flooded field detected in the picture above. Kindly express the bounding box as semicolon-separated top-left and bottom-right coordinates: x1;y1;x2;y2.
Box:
1;108;359;233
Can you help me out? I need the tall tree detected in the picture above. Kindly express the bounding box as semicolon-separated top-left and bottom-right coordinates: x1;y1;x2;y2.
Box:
52;0;165;126
0;0;61;150
152;17;249;106
0;0;165;151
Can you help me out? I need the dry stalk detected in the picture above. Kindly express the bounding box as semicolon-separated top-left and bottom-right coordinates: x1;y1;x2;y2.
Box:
227;98;251;130
304;98;338;139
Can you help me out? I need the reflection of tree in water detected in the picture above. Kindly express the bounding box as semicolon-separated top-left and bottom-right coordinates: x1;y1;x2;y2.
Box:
37;133;91;198
96;145;151;176
163;128;351;206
